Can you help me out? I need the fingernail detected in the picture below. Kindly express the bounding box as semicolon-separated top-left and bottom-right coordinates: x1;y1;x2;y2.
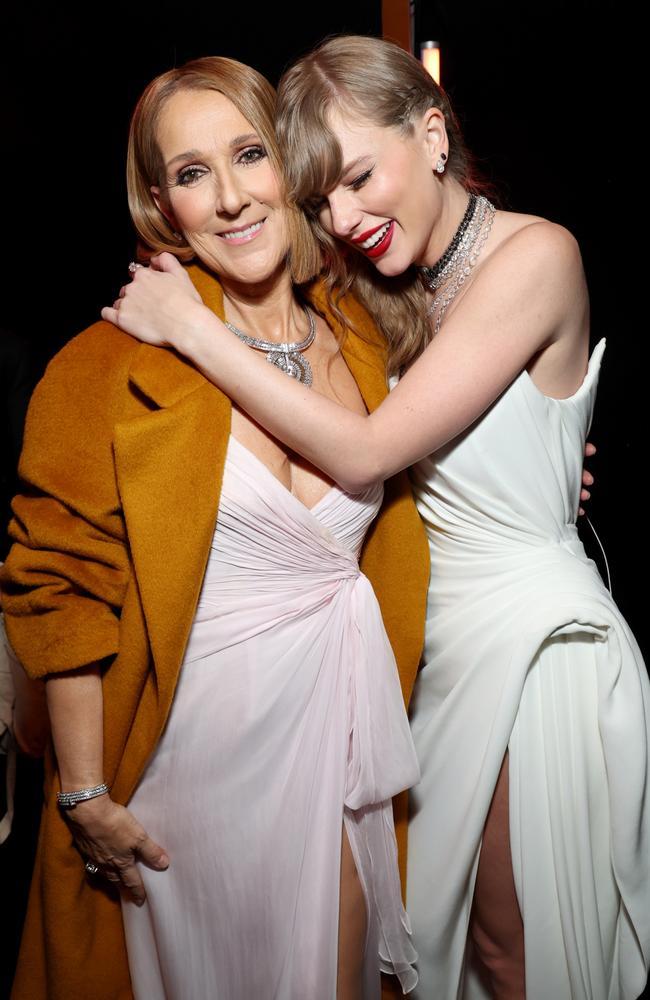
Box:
158;854;170;869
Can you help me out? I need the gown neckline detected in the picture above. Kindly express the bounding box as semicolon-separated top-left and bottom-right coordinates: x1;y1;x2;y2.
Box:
228;434;342;516
521;337;605;403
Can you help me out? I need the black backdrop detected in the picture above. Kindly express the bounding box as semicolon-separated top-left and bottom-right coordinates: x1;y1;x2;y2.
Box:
2;3;642;657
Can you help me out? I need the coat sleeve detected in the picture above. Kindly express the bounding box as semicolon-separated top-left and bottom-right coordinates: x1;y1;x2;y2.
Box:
0;325;135;678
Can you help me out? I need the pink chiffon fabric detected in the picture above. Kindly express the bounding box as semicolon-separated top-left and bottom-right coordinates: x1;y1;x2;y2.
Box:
121;435;419;999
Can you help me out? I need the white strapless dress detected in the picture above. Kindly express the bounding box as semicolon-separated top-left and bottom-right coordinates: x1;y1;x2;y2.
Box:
407;340;650;999
121;436;419;999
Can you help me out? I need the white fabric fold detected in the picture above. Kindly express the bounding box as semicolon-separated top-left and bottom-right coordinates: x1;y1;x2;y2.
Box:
408;341;650;1000
122;436;418;999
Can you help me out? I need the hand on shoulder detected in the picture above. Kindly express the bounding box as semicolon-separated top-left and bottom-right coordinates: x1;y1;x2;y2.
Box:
101;253;209;350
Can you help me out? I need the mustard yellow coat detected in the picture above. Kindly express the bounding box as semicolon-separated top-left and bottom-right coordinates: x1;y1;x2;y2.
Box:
1;265;429;1000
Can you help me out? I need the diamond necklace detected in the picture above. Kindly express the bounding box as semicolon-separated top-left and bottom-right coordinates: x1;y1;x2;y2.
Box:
419;194;496;336
224;305;316;387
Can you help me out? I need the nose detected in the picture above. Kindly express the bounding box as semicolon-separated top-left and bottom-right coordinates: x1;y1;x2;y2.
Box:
326;190;362;238
214;167;249;217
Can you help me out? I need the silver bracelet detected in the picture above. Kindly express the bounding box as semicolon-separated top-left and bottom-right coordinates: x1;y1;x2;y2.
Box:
57;783;109;810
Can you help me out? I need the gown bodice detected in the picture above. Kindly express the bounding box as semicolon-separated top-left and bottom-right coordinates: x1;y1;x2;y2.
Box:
410;339;606;589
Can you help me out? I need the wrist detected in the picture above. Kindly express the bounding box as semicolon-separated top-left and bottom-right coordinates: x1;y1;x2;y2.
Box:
175;302;220;359
65;792;116;831
57;782;109;810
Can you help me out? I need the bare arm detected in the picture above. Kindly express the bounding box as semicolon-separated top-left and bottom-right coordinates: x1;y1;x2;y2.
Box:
106;223;586;493
46;667;169;904
47;669;104;787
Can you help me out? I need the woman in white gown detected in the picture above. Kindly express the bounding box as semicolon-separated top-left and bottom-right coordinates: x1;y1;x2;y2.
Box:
108;36;650;1000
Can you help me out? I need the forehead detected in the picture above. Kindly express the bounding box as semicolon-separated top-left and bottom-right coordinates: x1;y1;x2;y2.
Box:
326;108;405;161
156;88;256;154
327;108;376;146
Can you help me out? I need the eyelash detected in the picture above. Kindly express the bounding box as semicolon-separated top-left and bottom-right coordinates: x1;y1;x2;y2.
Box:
349;168;373;191
175;166;206;188
236;145;267;166
174;146;267;187
308;166;374;217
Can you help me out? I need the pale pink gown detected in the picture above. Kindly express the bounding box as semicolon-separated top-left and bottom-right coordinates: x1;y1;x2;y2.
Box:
121;435;419;999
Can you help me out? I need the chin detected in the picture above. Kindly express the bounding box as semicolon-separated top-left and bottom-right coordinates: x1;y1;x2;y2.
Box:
373;255;411;278
228;251;286;285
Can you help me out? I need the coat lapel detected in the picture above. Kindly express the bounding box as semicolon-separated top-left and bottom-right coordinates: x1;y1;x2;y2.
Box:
306;281;390;411
113;267;231;708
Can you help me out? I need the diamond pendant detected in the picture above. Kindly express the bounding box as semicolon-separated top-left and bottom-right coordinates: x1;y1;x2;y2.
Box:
266;350;313;386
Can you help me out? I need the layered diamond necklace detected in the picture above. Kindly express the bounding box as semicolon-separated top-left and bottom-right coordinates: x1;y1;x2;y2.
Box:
224;305;316;387
419;193;496;336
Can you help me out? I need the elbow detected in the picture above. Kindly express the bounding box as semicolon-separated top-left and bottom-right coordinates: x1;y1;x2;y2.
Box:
329;423;387;495
337;456;385;496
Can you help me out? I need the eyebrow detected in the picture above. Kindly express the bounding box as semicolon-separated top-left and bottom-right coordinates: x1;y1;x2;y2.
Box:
230;133;259;148
165;134;261;170
341;155;372;178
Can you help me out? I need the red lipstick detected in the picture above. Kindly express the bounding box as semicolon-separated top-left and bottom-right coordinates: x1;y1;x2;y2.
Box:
363;220;394;259
352;222;388;245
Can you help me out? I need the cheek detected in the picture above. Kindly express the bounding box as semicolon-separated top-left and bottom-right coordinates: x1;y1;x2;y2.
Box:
168;187;214;232
247;161;283;208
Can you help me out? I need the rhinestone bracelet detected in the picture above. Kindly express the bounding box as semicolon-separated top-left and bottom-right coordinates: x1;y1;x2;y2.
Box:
57;782;110;810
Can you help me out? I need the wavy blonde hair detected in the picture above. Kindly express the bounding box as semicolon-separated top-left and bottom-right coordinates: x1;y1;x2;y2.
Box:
277;35;490;372
127;56;321;285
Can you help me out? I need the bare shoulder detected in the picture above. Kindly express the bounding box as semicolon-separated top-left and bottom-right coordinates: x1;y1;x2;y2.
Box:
485;216;588;390
448;212;588;360
489;214;583;280
466;214;586;325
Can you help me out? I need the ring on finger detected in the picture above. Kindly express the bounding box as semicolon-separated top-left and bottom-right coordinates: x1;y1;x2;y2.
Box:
84;861;99;876
128;261;143;274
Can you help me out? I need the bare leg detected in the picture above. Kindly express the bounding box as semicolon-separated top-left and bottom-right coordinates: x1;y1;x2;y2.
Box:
470;752;526;999
337;825;367;1000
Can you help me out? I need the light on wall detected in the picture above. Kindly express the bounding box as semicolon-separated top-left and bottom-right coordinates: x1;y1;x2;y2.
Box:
421;40;441;84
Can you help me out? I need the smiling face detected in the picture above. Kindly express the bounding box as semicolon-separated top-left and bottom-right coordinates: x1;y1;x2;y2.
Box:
152;88;291;290
316;108;447;276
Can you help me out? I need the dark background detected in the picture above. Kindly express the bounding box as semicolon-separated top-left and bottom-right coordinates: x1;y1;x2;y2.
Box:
1;0;642;649
0;0;645;996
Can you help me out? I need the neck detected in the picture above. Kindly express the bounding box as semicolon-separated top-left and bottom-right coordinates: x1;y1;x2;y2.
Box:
220;265;305;344
419;179;472;268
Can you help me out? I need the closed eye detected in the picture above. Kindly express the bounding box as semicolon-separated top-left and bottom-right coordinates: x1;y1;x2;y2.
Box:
349;168;373;191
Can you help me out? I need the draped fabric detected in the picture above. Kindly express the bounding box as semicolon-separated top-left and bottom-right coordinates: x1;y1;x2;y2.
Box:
407;341;650;999
122;437;419;999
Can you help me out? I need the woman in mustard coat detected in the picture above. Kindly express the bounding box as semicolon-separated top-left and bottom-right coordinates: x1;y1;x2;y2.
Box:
1;57;428;1000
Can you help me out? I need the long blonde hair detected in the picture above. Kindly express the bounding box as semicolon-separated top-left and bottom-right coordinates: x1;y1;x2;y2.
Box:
276;35;489;371
127;56;321;285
